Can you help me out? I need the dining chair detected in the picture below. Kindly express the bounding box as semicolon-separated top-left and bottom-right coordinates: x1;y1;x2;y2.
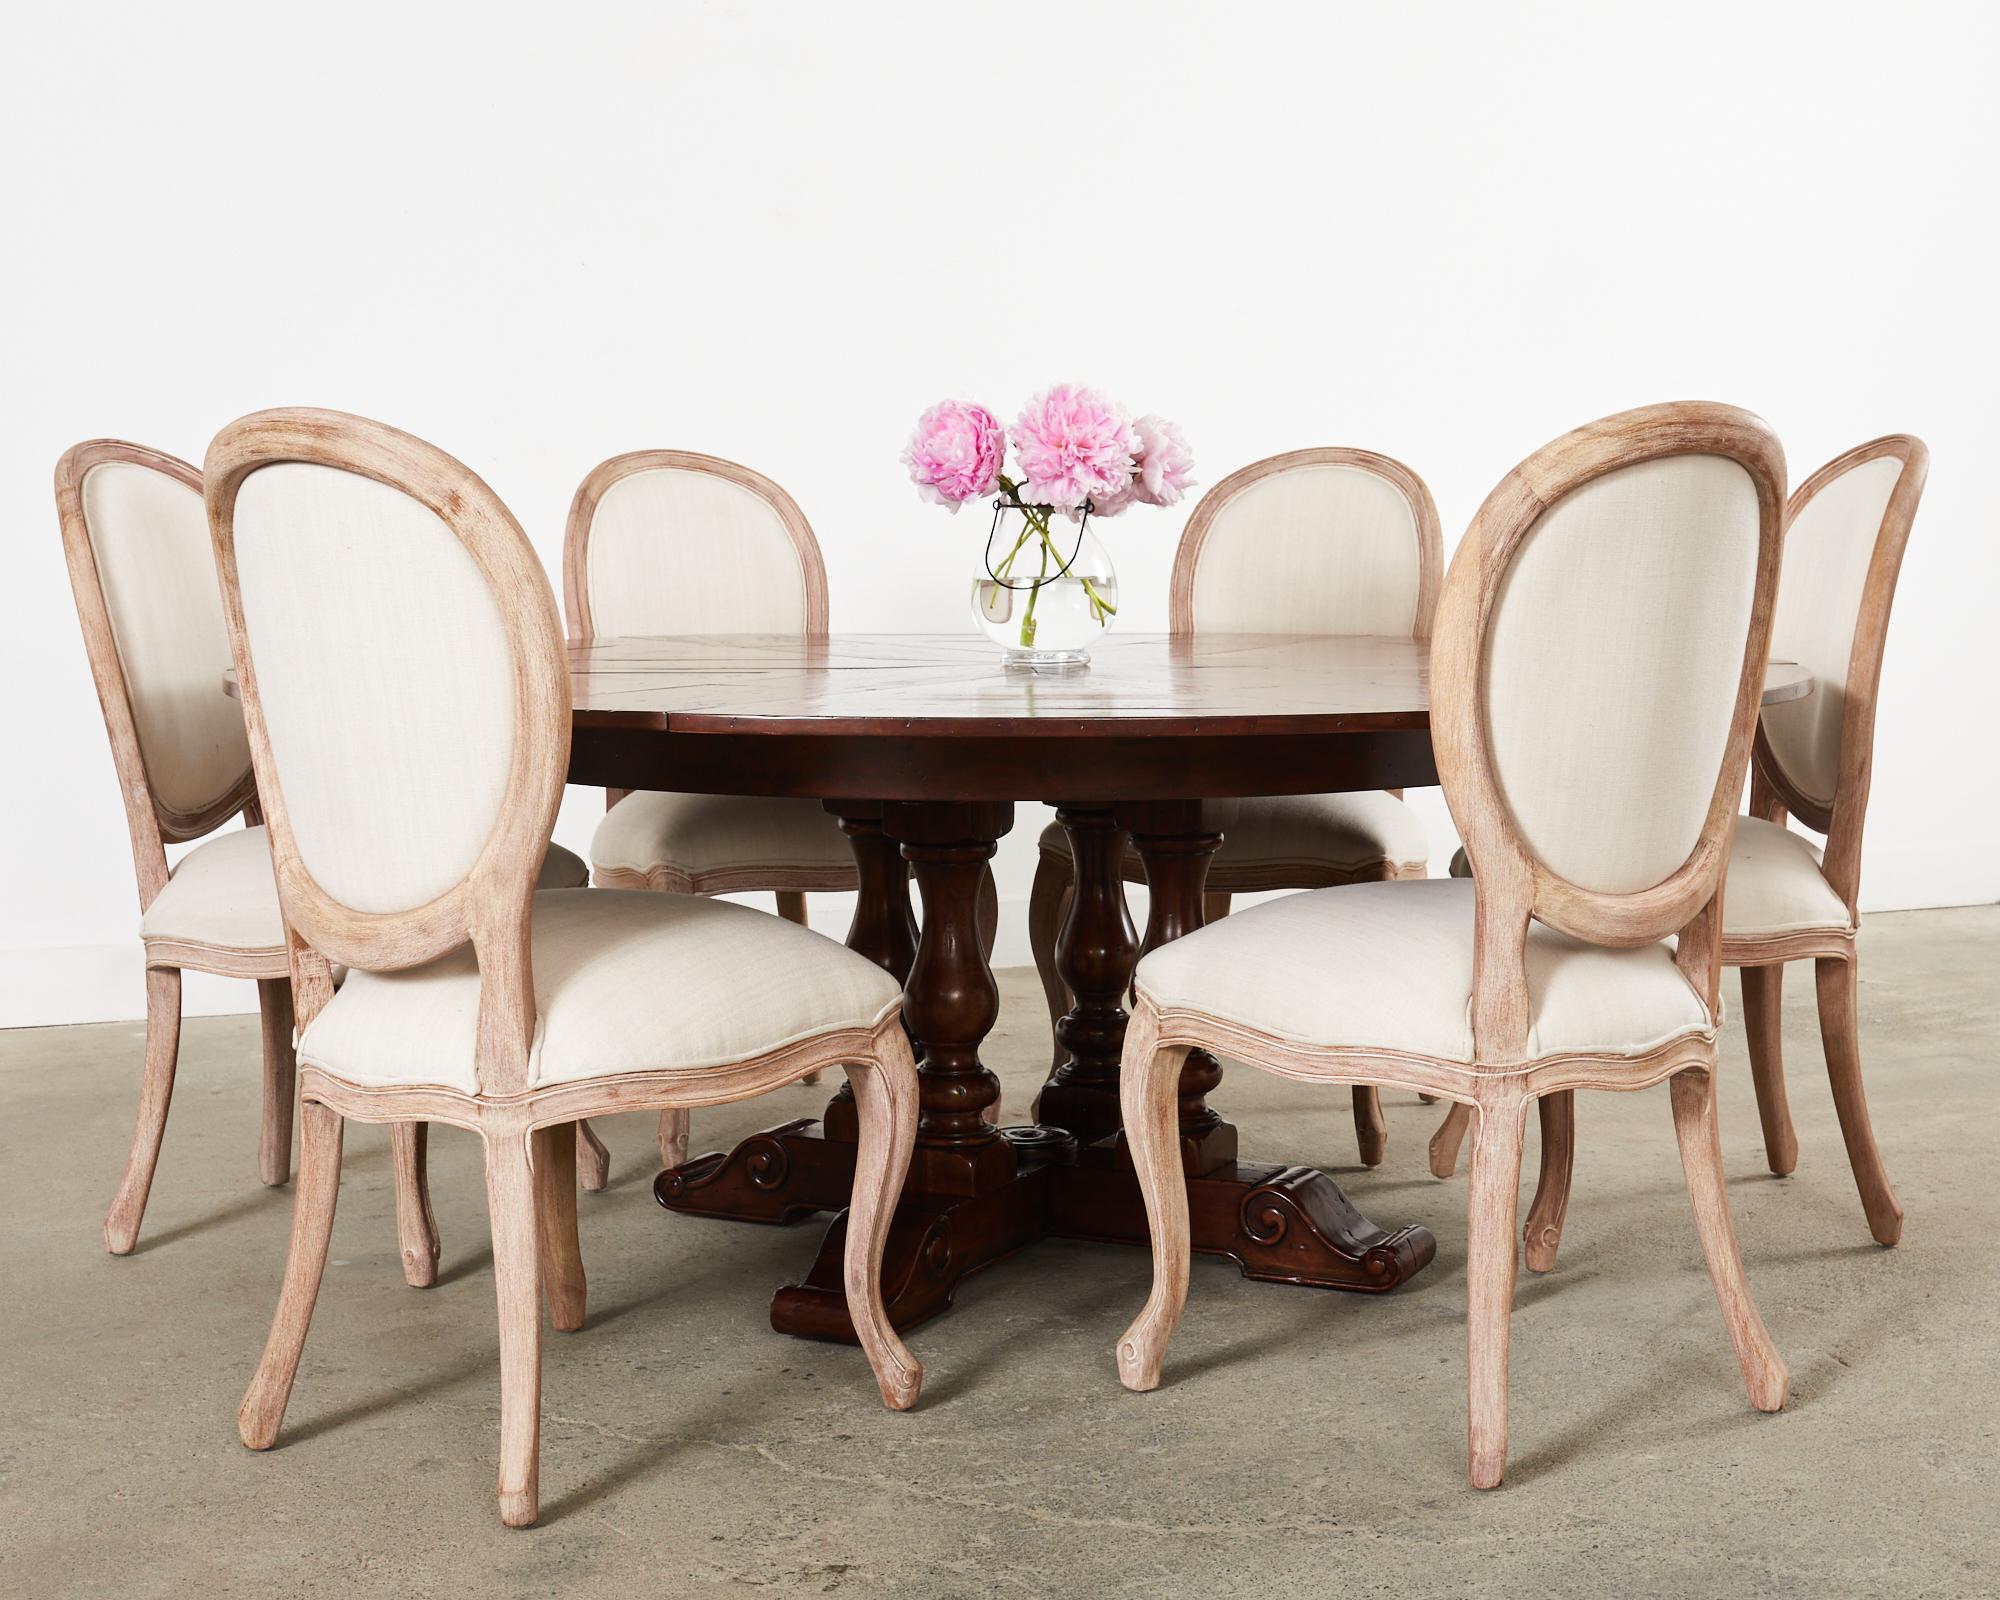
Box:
1113;402;1791;1487
210;408;921;1527
1029;448;1439;1163
1467;435;1929;1271
563;451;861;1182
55;439;589;1259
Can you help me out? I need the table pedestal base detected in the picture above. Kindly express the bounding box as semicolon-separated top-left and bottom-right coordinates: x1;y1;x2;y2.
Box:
654;794;1437;1343
1049;1140;1436;1292
656;1120;1434;1341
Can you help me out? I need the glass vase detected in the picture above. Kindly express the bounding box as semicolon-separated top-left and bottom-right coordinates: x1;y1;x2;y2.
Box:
969;501;1119;669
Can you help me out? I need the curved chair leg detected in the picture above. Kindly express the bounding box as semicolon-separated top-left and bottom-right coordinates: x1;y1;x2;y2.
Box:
1429;1100;1472;1180
776;893;822;1086
657;1107;690;1169
1202;891;1232;925
1115;1007;1195;1392
483;1127;544;1528
1669;1068;1789;1410
1352;1086;1387;1167
390;1123;441;1287
1523;1091;1574;1273
256;977;296;1187
574;1119;611;1193
105;967;182;1255
1465;1090;1527;1489
240;1099;343;1449
1741;964;1798;1176
534;1123;587;1332
1028;854;1073;1075
1816;956;1903;1246
844;1038;924;1410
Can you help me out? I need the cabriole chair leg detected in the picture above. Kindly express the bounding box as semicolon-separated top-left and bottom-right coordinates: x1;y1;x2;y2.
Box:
1668;1068;1788;1410
535;1123;587;1332
256;977;296;1187
391;1122;441;1287
1429;1099;1472;1180
657;1107;690;1169
483;1128;544;1528
1522;1091;1574;1272
1740;964;1798;1175
239;1099;343;1449
1465;1091;1527;1489
574;1120;611;1192
1815;956;1903;1246
105;967;182;1255
843;1038;924;1410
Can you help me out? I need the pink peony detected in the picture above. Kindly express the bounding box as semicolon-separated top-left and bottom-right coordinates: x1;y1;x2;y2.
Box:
903;399;1004;510
1009;384;1138;511
1085;476;1139;518
1130;415;1196;507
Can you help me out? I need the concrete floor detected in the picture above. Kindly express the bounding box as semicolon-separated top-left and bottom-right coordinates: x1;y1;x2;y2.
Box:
2;906;1996;1598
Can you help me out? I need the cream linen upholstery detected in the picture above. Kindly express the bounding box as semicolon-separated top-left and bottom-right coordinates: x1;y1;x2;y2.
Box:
1760;455;1903;810
1723;816;1853;939
1136;878;1711;1063
584;467;809;636
1485;456;1760;895
80;462;251;816
592;792;852;885
1187;464;1423;636
139;827;588;955
1039;791;1427;879
233;464;517;915
298;889;901;1093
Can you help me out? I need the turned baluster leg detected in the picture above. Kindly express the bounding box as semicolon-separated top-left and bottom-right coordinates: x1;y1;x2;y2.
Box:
883;801;1015;1193
1034;806;1138;1146
1121;802;1236;1176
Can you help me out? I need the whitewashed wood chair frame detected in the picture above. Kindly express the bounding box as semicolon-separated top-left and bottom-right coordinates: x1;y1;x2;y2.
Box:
57;440;297;1253
1028;448;1443;1164
1466;434;1929;1268
1113;403;1791;1487
210;410;920;1527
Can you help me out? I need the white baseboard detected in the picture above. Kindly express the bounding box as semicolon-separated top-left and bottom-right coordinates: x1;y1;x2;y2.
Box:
0;944;269;1029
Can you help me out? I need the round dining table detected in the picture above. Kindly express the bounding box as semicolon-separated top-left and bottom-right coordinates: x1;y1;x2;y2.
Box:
565;633;1815;1341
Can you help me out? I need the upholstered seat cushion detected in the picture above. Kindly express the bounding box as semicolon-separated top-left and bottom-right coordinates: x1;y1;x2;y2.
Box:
139;826;589;956
1723;816;1853;939
591;792;857;886
297;888;902;1093
1135;878;1711;1063
1040;792;1428;881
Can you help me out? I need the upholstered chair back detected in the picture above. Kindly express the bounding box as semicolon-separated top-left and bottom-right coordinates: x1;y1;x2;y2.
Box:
1170;448;1442;639
56;442;256;890
1431;403;1787;1056
563;452;828;640
1754;437;1927;861
206;411;569;1092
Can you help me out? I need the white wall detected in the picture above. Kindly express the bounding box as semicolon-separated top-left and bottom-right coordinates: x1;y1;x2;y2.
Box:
4;1;1996;1026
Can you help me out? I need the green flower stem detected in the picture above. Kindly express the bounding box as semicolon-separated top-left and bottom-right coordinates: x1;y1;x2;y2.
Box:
1020;530;1048;646
987;475;1113;645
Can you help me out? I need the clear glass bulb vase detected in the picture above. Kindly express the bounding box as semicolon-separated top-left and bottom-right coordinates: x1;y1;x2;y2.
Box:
969;500;1119;669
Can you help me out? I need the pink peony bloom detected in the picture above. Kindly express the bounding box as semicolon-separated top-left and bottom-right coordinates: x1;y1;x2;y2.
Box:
1130;415;1196;507
903;399;1005;510
1009;384;1139;511
1086;476;1139;518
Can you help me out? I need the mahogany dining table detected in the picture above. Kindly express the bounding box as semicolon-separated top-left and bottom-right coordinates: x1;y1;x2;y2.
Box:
564;633;1816;1342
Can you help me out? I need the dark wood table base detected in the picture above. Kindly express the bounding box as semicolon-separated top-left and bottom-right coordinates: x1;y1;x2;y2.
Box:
653;798;1437;1341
